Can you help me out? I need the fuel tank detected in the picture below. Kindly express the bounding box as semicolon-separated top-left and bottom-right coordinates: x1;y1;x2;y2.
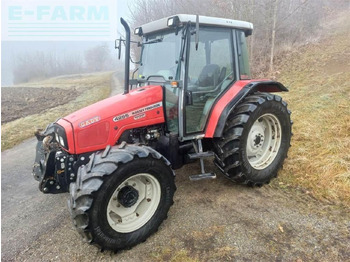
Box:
57;85;165;154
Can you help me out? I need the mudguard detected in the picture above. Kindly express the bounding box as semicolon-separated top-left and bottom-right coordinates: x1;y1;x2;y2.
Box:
205;80;288;138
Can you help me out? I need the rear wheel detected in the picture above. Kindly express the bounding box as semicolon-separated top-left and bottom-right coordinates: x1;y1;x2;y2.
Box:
214;92;292;186
68;145;176;251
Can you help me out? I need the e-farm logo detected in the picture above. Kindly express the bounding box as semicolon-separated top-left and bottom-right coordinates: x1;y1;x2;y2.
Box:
2;0;118;41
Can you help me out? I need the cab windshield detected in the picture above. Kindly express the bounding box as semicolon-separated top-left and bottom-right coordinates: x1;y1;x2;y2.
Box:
138;30;182;81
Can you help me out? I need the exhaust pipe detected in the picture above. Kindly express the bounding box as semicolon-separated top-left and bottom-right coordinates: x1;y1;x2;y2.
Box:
120;18;130;94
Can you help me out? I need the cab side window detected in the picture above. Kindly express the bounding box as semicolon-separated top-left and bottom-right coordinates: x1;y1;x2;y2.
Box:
236;30;251;79
185;27;234;133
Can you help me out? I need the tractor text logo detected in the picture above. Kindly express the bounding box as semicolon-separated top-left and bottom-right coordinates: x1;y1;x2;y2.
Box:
79;116;101;128
134;113;146;121
113;113;130;122
113;102;162;122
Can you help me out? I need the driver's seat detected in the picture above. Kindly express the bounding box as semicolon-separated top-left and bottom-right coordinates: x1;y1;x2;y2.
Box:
197;64;220;90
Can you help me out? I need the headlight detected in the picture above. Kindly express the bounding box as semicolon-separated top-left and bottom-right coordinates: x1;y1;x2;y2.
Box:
167;16;179;28
53;124;68;150
134;27;143;36
59;136;65;147
167;18;174;26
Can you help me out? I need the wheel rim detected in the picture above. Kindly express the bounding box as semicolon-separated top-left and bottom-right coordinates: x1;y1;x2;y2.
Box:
246;113;282;170
107;173;161;233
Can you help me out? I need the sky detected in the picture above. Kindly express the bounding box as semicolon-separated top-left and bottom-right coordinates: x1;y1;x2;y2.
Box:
1;0;133;86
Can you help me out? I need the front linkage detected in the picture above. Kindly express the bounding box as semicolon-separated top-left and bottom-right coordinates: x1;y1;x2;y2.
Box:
33;124;90;194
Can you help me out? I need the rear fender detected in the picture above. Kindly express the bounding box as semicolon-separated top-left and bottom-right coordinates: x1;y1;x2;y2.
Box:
205;80;288;138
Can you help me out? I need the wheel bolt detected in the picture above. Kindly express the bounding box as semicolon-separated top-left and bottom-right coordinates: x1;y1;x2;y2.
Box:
132;183;136;187
147;198;151;202
136;213;139;217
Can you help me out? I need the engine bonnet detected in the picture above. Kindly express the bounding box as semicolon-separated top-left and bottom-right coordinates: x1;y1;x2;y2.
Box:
58;85;165;154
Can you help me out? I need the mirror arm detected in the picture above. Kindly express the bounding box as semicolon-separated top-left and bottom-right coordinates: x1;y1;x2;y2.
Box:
195;15;199;50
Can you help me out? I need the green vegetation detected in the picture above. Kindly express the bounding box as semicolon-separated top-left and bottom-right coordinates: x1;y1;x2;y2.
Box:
1;72;112;151
273;13;350;206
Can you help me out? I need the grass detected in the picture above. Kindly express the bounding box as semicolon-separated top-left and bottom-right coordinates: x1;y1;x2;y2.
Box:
272;12;350;206
149;225;235;261
1;72;113;151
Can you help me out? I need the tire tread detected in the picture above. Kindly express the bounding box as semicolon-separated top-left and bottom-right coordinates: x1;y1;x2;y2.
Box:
214;92;292;185
68;145;175;251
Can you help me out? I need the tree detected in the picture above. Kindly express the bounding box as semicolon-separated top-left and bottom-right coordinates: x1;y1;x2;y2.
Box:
84;45;110;72
269;0;279;73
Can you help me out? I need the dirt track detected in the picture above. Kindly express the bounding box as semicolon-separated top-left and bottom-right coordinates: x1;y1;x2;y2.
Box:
2;151;350;262
1;87;80;124
16;167;350;261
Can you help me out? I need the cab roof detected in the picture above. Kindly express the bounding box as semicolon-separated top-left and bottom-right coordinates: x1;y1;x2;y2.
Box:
139;14;253;36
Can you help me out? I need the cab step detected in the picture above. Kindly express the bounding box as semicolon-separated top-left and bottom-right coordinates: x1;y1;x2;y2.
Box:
189;139;216;181
188;151;214;159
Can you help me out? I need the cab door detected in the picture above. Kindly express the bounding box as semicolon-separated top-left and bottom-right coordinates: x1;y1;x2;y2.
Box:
183;27;236;137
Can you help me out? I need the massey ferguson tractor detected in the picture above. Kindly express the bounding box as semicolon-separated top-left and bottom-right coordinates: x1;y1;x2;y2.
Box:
33;14;292;251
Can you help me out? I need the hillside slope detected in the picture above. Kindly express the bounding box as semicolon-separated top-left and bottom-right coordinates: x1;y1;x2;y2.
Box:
275;12;350;205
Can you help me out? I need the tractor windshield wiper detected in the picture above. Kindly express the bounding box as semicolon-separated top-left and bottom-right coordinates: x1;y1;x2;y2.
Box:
143;38;163;45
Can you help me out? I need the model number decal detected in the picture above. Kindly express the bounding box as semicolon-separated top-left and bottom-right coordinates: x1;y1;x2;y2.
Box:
134;113;146;120
113;102;162;122
79;116;101;128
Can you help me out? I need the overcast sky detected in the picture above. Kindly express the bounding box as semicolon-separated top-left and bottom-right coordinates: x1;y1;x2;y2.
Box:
1;0;133;86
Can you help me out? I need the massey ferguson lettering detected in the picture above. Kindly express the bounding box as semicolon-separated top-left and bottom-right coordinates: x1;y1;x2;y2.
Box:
113;102;162;122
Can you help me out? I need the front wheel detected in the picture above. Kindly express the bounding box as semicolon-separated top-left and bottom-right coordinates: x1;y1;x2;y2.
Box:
68;145;176;251
214;92;292;186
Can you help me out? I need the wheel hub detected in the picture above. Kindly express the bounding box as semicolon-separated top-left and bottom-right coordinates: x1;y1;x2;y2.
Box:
254;134;264;147
246;113;282;170
118;186;139;208
107;173;161;233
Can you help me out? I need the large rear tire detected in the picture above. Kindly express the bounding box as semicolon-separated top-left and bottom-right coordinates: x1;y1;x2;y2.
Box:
214;92;292;186
68;145;176;251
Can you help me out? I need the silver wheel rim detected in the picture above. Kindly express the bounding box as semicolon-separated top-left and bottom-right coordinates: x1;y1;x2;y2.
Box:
246;113;282;170
107;173;161;233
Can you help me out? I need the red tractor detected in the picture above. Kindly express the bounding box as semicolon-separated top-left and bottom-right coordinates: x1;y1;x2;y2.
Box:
33;14;292;251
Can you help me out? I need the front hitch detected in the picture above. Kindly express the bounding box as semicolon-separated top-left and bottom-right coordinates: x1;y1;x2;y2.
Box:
32;127;69;194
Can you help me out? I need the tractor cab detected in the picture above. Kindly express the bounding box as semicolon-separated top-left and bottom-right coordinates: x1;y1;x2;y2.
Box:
125;14;253;140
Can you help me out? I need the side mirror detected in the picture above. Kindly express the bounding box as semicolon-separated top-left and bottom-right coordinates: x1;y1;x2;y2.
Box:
115;37;122;60
118;37;122;59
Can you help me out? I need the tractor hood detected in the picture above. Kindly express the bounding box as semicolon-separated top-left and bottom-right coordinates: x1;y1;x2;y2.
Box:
57;85;165;154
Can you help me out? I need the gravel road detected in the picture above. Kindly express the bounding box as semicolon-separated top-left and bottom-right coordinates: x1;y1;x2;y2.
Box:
2;73;349;261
